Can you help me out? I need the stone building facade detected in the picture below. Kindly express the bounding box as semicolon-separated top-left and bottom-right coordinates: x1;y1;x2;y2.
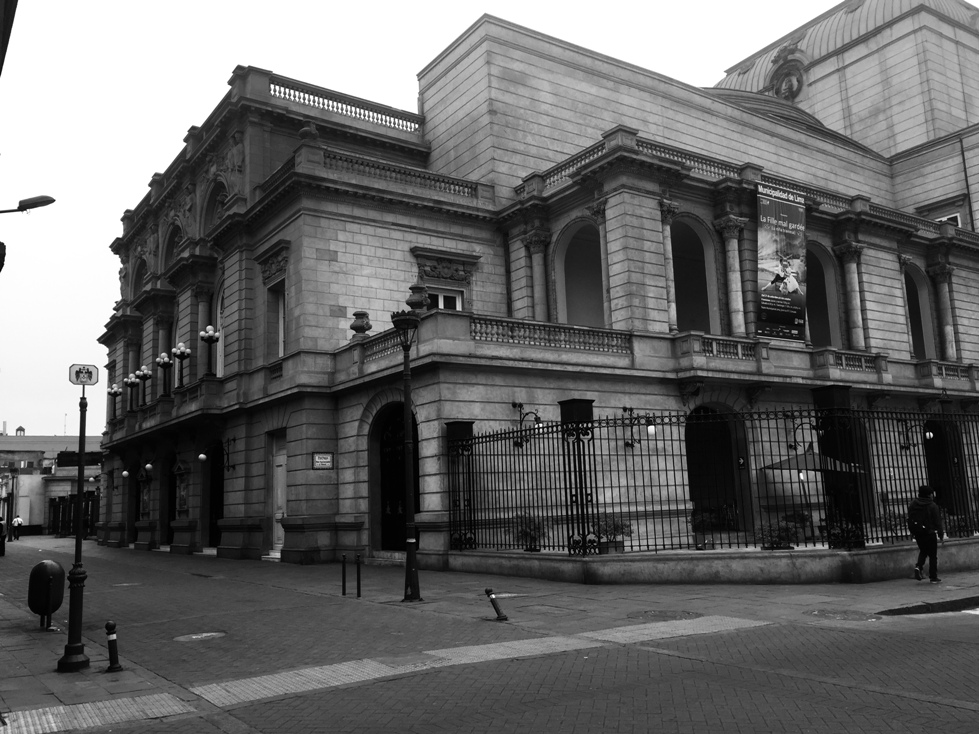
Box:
99;1;979;567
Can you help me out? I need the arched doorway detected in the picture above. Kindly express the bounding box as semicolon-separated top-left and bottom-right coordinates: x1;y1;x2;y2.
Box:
369;403;419;551
684;407;753;536
922;419;969;516
555;224;604;327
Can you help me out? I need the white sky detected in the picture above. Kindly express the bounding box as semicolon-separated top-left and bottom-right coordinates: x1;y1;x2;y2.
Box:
0;0;843;437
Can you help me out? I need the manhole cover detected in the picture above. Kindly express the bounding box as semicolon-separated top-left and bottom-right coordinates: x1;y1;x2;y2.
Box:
806;609;881;622
626;610;702;621
174;632;226;642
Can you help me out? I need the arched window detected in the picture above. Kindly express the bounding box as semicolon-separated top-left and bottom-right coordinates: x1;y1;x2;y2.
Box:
131;258;148;301
162;226;182;273
555;223;604;328
804;243;843;348
904;267;937;360
671;220;719;334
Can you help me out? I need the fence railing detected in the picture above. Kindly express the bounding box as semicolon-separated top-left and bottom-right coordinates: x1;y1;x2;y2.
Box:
447;408;979;555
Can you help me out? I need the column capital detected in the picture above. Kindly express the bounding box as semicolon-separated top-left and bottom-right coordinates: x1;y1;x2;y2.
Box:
659;199;680;226
714;215;748;240
927;263;954;283
525;230;550;255
898;254;913;272
833;242;863;264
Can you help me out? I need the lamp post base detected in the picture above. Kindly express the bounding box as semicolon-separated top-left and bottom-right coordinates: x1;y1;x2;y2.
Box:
57;564;90;672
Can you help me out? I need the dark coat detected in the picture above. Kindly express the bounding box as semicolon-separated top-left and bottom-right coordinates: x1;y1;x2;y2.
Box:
907;497;944;535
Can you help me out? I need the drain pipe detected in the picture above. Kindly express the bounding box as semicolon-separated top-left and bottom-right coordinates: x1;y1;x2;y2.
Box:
484;588;508;621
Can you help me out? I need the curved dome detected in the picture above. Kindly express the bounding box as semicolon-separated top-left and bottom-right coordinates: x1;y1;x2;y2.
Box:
714;0;979;92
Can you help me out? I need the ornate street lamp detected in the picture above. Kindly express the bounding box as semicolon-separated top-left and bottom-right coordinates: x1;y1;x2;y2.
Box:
122;373;139;413
172;343;191;388
135;366;151;406
390;283;428;602
107;384;123;420
199;325;220;377
155;352;172;396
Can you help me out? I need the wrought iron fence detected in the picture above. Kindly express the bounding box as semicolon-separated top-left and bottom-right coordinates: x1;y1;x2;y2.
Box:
447;408;979;554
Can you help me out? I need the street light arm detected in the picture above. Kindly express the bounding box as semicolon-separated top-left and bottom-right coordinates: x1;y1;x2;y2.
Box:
0;195;56;214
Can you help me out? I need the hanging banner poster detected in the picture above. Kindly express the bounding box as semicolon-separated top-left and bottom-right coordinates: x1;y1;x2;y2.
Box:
756;185;806;340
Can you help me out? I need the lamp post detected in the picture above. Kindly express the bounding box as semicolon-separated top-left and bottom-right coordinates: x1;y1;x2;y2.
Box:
172;343;191;388
123;373;139;413
135;366;151;406
199;325;220;377
107;384;123;420
59;363;97;672
390;283;428;602
156;352;172;396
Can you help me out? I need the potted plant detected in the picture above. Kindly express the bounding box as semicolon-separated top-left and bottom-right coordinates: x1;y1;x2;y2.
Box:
511;511;548;552
595;513;633;554
689;507;736;550
754;520;798;550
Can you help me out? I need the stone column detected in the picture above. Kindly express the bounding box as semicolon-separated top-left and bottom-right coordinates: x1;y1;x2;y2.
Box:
660;200;680;334
834;243;865;351
928;263;957;361
193;284;213;380
588;199;612;326
526;232;549;322
715;215;748;336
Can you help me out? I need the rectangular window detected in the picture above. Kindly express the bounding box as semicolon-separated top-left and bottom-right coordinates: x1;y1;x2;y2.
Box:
426;289;463;311
267;280;286;360
935;214;960;227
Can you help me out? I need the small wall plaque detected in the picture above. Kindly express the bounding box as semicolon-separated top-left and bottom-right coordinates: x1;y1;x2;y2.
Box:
312;452;334;470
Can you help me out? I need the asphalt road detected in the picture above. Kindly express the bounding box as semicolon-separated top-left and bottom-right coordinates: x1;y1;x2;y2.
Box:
1;536;977;733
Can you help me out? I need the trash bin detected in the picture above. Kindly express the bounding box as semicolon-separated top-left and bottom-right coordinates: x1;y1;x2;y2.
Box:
28;560;66;628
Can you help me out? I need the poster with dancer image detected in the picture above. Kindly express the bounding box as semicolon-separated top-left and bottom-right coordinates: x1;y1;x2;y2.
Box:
757;185;806;340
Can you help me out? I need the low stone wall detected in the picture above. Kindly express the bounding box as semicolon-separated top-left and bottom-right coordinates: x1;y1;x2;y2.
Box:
438;537;979;585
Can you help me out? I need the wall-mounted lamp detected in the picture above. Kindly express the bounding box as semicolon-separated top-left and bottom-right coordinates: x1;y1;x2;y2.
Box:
900;420;934;451
121;470;130;478
622;407;655;448
787;421;821;452
199;439;236;470
512;402;542;448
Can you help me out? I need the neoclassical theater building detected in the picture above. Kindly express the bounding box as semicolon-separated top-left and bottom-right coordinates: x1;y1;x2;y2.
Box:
99;1;979;570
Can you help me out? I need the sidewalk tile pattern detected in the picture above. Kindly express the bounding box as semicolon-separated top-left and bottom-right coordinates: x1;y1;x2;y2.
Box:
4;693;195;734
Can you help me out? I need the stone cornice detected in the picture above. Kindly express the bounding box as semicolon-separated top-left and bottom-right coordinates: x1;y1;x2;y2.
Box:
98;313;143;347
130;288;177;318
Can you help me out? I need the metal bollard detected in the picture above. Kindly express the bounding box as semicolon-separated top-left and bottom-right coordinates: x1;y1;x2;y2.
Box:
356;554;362;598
341;553;347;596
484;588;508;621
105;621;123;672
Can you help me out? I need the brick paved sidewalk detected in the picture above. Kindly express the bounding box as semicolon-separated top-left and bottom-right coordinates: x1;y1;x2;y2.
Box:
2;535;978;733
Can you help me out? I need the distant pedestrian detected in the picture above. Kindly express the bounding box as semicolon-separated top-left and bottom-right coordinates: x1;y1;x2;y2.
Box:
12;515;23;540
0;517;5;556
907;485;946;583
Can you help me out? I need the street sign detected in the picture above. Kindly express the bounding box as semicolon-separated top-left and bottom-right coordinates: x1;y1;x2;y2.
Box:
69;364;99;386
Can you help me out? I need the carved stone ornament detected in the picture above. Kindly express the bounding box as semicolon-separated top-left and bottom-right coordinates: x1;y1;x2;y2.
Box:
660;199;680;226
774;68;803;101
261;250;289;284
219;131;244;197
417;255;474;284
524;231;550;256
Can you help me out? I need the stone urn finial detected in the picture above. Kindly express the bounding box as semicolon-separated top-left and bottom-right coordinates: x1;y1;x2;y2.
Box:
350;310;372;339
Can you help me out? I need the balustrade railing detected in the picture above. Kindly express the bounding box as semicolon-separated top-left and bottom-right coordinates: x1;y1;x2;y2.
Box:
269;77;423;133
703;337;756;360
323;151;479;198
470;316;631;353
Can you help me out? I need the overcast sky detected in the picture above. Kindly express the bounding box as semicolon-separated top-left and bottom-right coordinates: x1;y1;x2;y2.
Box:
0;0;843;437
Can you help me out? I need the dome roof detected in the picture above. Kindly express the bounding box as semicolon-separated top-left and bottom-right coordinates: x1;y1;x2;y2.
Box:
714;0;979;92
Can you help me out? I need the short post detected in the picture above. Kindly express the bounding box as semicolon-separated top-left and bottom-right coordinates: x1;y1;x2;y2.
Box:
341;553;347;596
484;588;508;621
356;553;362;598
105;621;123;672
